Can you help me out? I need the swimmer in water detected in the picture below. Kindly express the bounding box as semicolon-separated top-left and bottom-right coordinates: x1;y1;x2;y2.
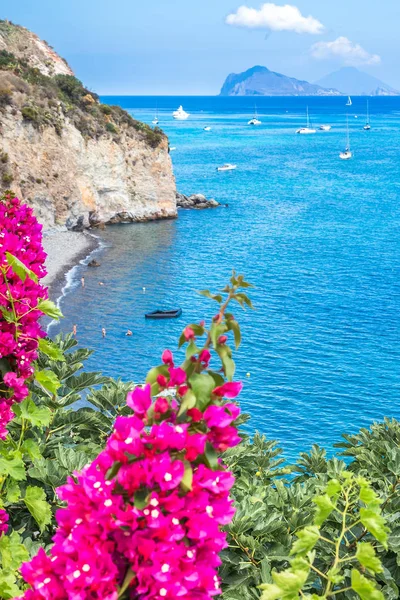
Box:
72;324;77;336
126;330;133;336
102;327;106;338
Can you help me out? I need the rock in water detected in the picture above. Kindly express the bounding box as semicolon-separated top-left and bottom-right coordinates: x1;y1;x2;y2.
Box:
0;20;177;230
176;192;220;209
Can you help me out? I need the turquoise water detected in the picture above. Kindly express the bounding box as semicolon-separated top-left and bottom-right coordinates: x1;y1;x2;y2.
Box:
50;96;400;459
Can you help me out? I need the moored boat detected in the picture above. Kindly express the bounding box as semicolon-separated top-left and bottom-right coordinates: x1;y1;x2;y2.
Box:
173;105;189;120
145;309;182;319
216;163;237;172
296;106;316;134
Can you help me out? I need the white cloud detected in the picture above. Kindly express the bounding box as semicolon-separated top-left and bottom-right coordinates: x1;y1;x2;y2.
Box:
226;3;324;35
311;36;381;66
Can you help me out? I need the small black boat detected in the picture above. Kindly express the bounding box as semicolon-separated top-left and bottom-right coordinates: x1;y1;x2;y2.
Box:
145;308;182;319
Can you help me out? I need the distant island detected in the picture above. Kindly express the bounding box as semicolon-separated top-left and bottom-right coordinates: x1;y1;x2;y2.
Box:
220;66;340;96
315;67;399;96
220;65;399;96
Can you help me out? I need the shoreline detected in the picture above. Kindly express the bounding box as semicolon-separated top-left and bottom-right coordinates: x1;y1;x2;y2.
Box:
42;231;102;301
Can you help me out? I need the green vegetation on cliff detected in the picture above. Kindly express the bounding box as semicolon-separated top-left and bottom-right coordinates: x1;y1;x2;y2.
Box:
0;21;164;148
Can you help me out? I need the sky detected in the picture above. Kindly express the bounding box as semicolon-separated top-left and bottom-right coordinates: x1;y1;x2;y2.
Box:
1;0;400;95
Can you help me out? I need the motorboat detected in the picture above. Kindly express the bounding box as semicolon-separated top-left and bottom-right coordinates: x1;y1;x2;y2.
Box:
172;105;189;120
340;115;352;160
145;309;182;319
217;163;237;172
203;126;212;131
296;106;316;134
169;146;176;151
319;125;332;131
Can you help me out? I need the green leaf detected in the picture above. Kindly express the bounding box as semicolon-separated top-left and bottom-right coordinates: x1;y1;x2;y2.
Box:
0;305;14;323
19;398;51;427
5;480;20;503
186;340;199;359
178;389;197;416
360;508;389;549
23;486;52;532
35;369;61;395
0;450;26;481
189;372;215;411
272;567;309;594
210;322;228;349
146;365;169;384
38;338;66;362
37;299;63;319
5;251;38;283
0;530;29;570
290;526;320;556
351;569;384;600
356;543;383;574
216;345;235;381
21;438;42;461
259;584;282;600
199;290;223;303
326;478;341;497
181;461;193;492
227;319;241;349
134;489;149;509
313;494;335;526
204;442;218;470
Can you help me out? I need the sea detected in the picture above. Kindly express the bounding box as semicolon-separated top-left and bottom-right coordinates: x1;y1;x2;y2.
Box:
49;96;400;461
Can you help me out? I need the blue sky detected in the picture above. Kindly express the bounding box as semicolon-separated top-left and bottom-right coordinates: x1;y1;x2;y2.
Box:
1;0;399;94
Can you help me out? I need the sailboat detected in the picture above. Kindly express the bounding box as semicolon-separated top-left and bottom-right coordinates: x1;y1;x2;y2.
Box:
346;96;352;106
248;105;261;125
296;106;316;134
364;100;371;130
152;106;159;125
339;115;352;160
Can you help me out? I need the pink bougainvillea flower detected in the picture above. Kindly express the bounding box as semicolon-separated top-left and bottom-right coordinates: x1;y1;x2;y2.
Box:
126;384;152;416
183;326;195;341
212;381;242;398
161;349;174;366
168;367;186;387
0;509;9;537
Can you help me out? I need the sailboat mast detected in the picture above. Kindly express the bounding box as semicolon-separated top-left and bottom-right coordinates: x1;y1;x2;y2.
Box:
346;114;350;150
306;106;309;128
367;100;369;124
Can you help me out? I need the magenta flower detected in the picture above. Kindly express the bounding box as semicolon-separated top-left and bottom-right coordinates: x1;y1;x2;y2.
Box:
212;381;243;398
0;509;8;536
127;384;152;416
161;349;174;366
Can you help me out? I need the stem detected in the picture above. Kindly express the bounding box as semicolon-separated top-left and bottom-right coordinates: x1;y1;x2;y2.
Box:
324;488;351;597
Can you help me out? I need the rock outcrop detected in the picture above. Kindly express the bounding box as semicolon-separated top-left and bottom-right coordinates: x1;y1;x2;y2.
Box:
176;192;221;209
0;20;177;229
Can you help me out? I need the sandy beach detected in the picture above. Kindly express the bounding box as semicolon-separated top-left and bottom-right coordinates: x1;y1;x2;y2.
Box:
42;231;99;292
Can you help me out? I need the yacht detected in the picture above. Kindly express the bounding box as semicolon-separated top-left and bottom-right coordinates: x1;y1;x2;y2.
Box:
217;163;237;172
319;125;332;131
296;106;316;134
364;100;371;130
339;115;352;160
203;126;212;131
172;105;190;120
346;96;352;106
248;105;261;125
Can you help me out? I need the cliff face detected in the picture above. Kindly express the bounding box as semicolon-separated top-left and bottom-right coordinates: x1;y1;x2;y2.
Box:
0;21;176;229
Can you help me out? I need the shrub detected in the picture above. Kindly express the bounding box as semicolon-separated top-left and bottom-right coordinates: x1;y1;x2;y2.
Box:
100;103;112;115
1;172;13;184
0;87;12;107
21;104;40;125
0;50;16;69
106;121;118;134
0;151;8;163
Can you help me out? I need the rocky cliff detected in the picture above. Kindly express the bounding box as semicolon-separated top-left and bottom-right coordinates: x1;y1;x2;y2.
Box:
0;20;177;229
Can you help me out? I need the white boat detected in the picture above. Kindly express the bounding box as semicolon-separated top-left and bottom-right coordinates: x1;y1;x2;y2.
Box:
217;163;237;172
364;100;371;130
203;126;212;131
172;105;189;120
319;125;332;131
248;105;261;125
346;96;352;106
296;106;316;134
152;105;159;125
169;146;176;151
339;115;352;160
